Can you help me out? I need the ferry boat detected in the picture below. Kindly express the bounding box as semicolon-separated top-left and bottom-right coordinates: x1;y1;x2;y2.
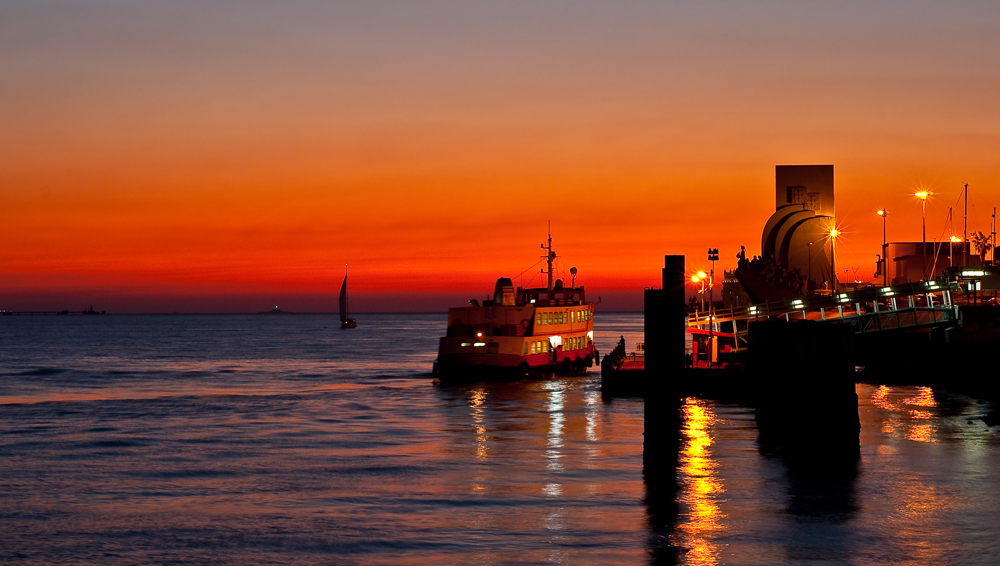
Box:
432;233;597;380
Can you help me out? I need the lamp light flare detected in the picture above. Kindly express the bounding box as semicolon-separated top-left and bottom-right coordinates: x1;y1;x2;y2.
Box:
915;191;931;200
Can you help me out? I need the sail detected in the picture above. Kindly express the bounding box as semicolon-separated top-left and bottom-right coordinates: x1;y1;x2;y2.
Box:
339;272;349;323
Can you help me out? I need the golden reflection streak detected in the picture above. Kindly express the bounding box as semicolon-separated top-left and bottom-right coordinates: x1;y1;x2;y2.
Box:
872;385;893;410
905;423;936;443
902;386;937;443
904;387;936;407
870;385;939;443
469;388;490;461
675;399;725;566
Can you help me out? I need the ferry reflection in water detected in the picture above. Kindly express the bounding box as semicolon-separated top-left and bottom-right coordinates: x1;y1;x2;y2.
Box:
440;378;649;565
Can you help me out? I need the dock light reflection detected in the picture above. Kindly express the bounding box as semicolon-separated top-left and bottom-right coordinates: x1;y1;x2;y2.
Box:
870;385;939;443
675;398;726;566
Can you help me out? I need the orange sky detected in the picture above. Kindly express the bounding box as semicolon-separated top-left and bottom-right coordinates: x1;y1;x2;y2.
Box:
3;1;999;312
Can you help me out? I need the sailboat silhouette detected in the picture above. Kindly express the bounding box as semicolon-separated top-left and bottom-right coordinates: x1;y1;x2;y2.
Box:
340;265;357;329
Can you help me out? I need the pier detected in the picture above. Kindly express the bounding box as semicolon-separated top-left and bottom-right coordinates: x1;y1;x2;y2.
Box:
616;250;1000;492
687;279;961;350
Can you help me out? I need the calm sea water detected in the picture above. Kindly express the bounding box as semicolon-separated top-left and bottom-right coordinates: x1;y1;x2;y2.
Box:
1;313;999;565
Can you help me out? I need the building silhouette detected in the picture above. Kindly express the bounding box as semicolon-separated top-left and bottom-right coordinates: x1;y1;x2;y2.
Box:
760;165;837;289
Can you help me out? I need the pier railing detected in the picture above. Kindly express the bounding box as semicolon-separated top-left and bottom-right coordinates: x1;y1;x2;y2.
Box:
688;279;961;344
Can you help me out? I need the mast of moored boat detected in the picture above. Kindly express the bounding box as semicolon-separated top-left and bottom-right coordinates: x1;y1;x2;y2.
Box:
542;223;556;291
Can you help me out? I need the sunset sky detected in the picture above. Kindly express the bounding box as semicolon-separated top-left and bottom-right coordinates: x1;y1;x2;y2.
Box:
3;1;999;312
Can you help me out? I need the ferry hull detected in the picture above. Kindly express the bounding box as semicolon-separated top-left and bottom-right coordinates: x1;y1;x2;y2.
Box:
433;346;595;382
433;355;593;382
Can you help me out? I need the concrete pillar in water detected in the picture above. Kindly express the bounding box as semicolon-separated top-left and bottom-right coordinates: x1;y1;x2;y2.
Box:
643;255;686;469
748;319;860;455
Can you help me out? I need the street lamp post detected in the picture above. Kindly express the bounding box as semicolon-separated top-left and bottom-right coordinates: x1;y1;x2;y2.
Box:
916;191;930;279
707;248;719;367
807;241;814;294
692;272;707;311
877;209;888;286
829;228;839;291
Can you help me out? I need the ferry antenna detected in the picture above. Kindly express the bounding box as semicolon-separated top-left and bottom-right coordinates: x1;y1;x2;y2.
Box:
541;223;557;291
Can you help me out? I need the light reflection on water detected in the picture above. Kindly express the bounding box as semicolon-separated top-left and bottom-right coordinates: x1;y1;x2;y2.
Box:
674;399;726;566
1;315;1000;564
871;385;940;443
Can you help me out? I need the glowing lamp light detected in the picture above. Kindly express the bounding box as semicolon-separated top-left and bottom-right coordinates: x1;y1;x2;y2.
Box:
830;229;840;238
697;271;707;278
950;236;961;243
915;191;930;200
876;209;886;216
476;332;483;338
691;275;700;282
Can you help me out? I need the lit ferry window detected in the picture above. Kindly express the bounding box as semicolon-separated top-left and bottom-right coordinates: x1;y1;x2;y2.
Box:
542;341;549;353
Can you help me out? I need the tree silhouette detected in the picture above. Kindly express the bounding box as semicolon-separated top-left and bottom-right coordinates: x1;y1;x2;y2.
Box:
970;231;994;263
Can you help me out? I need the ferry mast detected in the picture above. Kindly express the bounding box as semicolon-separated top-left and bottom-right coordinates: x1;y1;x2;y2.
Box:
542;227;557;291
